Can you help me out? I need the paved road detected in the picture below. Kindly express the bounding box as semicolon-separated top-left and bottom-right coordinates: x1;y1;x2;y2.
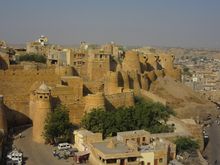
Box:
203;121;220;165
13;127;74;165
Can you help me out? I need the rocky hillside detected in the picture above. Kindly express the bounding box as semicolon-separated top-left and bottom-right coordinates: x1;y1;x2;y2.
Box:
150;76;219;119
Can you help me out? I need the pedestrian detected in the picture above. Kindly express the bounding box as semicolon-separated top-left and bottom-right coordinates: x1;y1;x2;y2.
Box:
19;133;22;138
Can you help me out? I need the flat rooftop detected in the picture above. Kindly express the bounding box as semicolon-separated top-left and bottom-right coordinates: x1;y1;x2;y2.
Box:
117;130;150;137
93;141;130;155
139;142;167;153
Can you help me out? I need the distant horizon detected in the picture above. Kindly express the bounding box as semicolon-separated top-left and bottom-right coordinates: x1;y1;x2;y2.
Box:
1;0;220;49
7;41;220;51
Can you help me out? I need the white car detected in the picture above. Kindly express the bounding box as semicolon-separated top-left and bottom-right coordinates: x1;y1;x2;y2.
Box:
7;149;23;164
58;143;71;150
204;134;209;139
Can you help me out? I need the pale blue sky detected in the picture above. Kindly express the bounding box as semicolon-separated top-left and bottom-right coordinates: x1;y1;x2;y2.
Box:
0;0;220;48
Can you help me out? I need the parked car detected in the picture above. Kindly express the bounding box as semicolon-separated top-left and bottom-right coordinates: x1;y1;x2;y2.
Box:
7;149;23;165
204;134;209;139
58;143;71;150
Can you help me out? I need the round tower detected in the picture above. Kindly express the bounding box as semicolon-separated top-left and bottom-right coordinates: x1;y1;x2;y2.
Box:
84;92;105;113
145;71;157;82
154;69;165;78
140;74;150;91
31;83;51;143
146;55;159;71
119;71;130;90
159;54;181;81
128;70;141;95
159;54;174;70
0;95;7;134
104;71;119;95
122;51;141;73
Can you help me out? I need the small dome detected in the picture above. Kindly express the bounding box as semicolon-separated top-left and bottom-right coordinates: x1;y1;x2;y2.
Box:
36;83;50;93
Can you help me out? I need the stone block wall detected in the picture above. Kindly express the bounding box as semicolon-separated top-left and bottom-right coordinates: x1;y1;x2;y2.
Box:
140;89;167;105
0;68;60;126
105;92;135;110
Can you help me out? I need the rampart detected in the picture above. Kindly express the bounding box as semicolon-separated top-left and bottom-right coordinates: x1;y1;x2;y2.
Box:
140;89;167;105
0;68;60;125
0;95;7;134
84;93;105;113
105;92;134;110
0;50;181;127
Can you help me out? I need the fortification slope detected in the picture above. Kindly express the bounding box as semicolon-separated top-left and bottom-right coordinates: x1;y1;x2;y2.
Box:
150;76;219;118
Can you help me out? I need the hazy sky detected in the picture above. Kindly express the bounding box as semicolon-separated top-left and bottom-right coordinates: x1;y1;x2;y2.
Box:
0;0;220;48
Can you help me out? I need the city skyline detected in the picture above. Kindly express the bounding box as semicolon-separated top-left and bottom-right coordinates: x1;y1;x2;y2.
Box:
0;0;220;49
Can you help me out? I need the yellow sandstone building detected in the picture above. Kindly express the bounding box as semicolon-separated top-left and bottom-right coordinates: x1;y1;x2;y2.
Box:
0;39;181;143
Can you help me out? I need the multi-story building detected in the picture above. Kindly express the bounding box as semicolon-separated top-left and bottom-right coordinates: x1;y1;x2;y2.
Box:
75;130;176;165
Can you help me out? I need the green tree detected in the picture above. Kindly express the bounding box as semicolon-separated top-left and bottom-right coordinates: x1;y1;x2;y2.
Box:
18;53;46;63
43;104;72;144
81;100;175;138
134;101;174;133
175;137;199;153
80;108;106;133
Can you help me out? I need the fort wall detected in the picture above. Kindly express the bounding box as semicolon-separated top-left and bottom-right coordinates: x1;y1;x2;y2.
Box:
105;92;135;110
164;68;181;81
128;71;141;95
0;49;181;128
122;51;141;73
55;66;74;76
0;95;7;134
119;71;130;90
159;54;181;81
140;89;167;105
145;71;157;82
67;103;85;124
84;93;105;113
154;69;165;78
104;71;122;95
0;68;60;125
140;74;150;91
0;52;9;69
83;81;105;94
87;53;110;81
